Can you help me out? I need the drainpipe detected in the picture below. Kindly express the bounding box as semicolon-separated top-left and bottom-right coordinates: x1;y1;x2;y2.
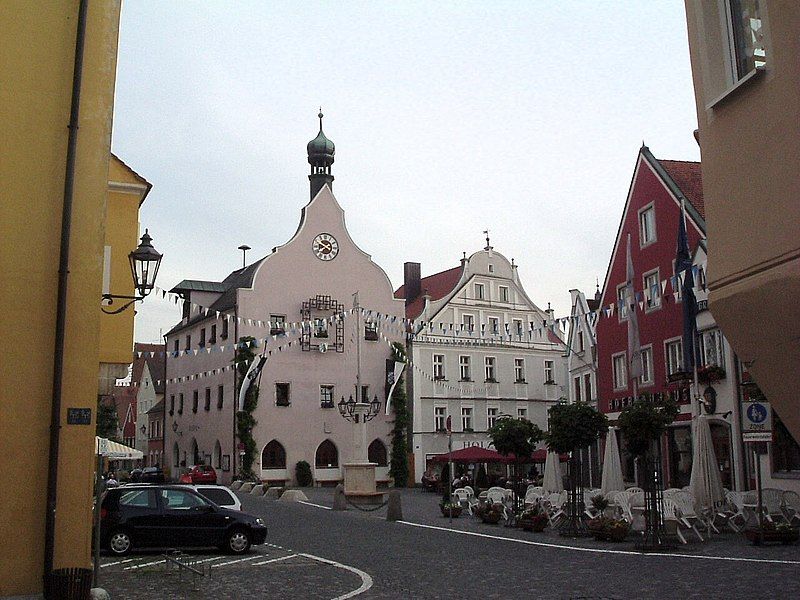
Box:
44;0;89;590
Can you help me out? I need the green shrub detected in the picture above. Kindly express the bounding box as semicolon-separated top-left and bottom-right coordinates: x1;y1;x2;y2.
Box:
295;460;312;487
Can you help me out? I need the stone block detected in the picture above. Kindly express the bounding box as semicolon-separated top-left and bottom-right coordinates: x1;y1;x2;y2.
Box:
230;480;243;490
250;484;266;496
279;489;309;502
239;482;255;493
265;486;284;499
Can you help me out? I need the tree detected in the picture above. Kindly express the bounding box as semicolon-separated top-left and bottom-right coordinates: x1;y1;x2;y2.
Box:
96;396;119;441
488;416;544;510
234;337;259;479
617;398;679;457
388;342;410;487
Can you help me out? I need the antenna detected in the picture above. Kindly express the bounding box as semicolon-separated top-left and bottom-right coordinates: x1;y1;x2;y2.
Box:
238;245;251;268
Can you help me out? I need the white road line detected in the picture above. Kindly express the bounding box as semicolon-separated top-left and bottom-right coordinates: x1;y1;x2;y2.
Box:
211;555;264;568
397;521;800;565
297;552;373;599
251;554;297;566
300;500;332;510
124;559;165;570
101;558;137;568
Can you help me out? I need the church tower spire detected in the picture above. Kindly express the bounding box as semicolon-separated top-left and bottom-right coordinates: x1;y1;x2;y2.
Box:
307;109;335;199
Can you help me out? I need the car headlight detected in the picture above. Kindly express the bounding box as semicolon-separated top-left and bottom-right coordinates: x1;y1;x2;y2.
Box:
255;518;265;526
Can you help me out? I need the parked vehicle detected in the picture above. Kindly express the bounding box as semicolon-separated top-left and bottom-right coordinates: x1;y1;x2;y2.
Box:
190;484;242;511
139;467;166;483
100;485;266;556
189;464;217;484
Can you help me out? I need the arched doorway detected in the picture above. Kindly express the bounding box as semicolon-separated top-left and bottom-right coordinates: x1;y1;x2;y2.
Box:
315;439;338;468
262;440;287;469
213;440;222;469
709;421;733;488
191;439;200;466
368;439;388;466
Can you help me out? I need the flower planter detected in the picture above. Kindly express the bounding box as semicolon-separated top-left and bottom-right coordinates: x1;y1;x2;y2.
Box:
520;517;548;532
482;512;502;525
440;505;463;518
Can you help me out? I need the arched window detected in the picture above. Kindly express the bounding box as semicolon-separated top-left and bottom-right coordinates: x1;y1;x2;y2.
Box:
262;440;287;469
213;440;222;469
368;439;388;466
315;439;338;468
191;439;200;466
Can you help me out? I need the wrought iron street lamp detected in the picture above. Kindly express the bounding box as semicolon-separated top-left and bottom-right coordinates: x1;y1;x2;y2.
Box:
338;394;381;423
101;229;163;314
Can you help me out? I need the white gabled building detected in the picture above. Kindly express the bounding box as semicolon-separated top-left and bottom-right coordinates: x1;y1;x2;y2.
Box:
396;243;567;483
565;288;600;406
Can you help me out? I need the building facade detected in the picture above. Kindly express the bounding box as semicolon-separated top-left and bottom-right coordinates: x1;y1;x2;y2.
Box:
0;2;147;594
596;147;746;490
163;116;405;485
396;246;567;483
565;288;600;406
131;343;165;461
684;0;800;481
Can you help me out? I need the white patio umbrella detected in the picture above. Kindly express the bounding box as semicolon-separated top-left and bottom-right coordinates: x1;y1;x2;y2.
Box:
689;415;725;510
542;450;563;493
600;428;625;495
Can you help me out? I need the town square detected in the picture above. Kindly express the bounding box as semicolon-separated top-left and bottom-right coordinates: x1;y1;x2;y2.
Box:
2;1;799;599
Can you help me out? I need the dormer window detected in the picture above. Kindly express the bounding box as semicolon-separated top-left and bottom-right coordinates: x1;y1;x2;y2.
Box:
639;204;656;247
499;286;509;302
474;283;485;300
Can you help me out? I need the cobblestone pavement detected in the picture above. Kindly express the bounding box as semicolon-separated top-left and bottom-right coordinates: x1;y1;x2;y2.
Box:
239;487;800;599
99;542;365;599
99;487;800;599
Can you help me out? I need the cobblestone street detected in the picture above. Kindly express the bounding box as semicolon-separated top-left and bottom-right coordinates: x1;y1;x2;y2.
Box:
100;487;800;599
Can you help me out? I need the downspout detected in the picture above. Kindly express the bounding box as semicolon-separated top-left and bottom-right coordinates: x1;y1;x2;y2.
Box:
44;0;89;589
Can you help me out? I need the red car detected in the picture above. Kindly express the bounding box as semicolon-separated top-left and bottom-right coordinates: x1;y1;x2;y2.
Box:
189;464;217;484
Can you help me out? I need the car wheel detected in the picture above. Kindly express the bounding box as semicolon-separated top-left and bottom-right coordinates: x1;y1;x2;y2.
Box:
225;528;251;554
108;529;132;556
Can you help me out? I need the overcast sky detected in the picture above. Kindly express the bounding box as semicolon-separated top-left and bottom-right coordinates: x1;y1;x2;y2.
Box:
113;1;700;344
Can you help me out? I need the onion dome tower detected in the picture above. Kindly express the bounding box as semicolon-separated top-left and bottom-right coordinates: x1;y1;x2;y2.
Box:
307;110;335;199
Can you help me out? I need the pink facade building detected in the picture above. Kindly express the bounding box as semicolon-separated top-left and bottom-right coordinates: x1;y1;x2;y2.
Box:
163;115;404;484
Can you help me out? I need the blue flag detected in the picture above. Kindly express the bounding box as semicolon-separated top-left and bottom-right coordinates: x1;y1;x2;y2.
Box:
676;204;698;372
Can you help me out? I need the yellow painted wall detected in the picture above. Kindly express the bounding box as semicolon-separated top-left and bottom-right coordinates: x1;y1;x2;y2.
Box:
0;1;123;595
100;156;151;366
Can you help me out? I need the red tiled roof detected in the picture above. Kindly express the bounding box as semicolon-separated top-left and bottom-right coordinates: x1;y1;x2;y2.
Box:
395;265;463;320
658;160;704;219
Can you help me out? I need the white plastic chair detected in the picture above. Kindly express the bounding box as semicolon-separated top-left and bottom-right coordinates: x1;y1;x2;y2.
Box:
486;488;507;505
524;488;542;507
547;491;567;527
612;491;634;523
762;488;787;523
724;491;746;532
673;491;704;541
626;487;643;494
783;491;800;525
662;498;686;544
453;488;478;515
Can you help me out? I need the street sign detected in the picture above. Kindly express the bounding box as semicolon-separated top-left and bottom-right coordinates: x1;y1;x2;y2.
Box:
742;400;772;442
67;407;92;425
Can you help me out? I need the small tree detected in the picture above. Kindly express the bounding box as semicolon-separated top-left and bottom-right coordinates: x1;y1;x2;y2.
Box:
388;342;410;487
617;399;678;458
295;460;312;487
546;402;608;536
488;416;544;510
96;396;120;441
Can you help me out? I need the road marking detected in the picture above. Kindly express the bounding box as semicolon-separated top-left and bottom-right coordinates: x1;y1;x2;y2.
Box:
397;521;800;565
211;555;264;568
124;559;165;570
297;552;373;599
300;500;332;510
101;558;137;568
251;554;297;566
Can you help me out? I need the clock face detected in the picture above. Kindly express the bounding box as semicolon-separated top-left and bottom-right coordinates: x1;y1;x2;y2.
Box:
312;233;339;261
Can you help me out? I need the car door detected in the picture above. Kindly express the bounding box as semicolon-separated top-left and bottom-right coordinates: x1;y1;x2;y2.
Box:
117;489;160;547
158;488;229;548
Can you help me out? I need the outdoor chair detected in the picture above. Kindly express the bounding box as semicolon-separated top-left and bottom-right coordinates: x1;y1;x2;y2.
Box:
526;485;544;496
673;491;704;542
611;491;635;523
723;491;747;532
524;487;542;507
546;491;567;528
453;488;478;515
486;488;507;505
662;498;687;544
584;489;603;518
625;487;643;494
761;488;787;523
783;491;800;525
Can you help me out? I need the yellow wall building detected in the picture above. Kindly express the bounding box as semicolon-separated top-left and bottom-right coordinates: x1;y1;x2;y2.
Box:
0;2;151;596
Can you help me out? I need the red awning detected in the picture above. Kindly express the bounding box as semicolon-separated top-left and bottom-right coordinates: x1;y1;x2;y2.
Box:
431;446;509;464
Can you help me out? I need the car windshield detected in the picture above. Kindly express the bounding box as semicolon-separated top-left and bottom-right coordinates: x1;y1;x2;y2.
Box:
120;490;155;508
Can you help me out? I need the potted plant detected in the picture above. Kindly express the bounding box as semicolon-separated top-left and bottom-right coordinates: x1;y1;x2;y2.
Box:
698;364;726;384
439;501;463;518
591;494;609;517
587;517;630;541
744;522;800;545
481;502;504;525
518;503;548;532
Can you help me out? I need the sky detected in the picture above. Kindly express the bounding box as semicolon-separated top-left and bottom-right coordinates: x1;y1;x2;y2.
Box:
112;1;701;344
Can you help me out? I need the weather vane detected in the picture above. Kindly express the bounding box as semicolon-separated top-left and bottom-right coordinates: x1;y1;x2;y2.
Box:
483;229;490;250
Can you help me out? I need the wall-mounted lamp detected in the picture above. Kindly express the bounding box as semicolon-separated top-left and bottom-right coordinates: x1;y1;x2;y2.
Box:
102;229;163;314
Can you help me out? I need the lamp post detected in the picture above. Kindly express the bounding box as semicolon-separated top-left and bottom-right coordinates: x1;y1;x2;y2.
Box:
101;229;163;314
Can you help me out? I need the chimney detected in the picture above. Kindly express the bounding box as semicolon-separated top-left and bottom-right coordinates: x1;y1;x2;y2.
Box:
403;262;421;305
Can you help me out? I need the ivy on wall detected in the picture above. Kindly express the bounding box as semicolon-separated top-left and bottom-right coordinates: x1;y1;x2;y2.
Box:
389;342;409;487
234;336;259;479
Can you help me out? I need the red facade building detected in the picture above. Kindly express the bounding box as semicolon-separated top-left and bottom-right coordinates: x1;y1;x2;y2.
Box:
596;146;707;487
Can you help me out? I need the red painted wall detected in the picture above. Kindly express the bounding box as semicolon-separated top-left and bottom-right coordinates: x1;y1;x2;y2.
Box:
596;153;704;417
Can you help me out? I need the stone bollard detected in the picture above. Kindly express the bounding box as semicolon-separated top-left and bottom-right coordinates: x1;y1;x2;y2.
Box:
333;483;347;511
279;489;309;502
386;489;403;522
230;480;243;490
240;482;255;493
265;486;284;499
250;484;266;496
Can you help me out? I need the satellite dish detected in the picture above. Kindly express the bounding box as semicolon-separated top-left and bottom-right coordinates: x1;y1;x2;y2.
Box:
318;343;328;354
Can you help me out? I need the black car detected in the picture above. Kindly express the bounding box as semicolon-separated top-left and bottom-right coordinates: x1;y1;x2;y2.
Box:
130;467;165;483
100;485;267;556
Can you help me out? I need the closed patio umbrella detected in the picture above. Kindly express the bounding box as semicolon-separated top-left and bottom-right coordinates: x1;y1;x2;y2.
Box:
543;450;563;493
689;415;725;510
600;428;625;495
